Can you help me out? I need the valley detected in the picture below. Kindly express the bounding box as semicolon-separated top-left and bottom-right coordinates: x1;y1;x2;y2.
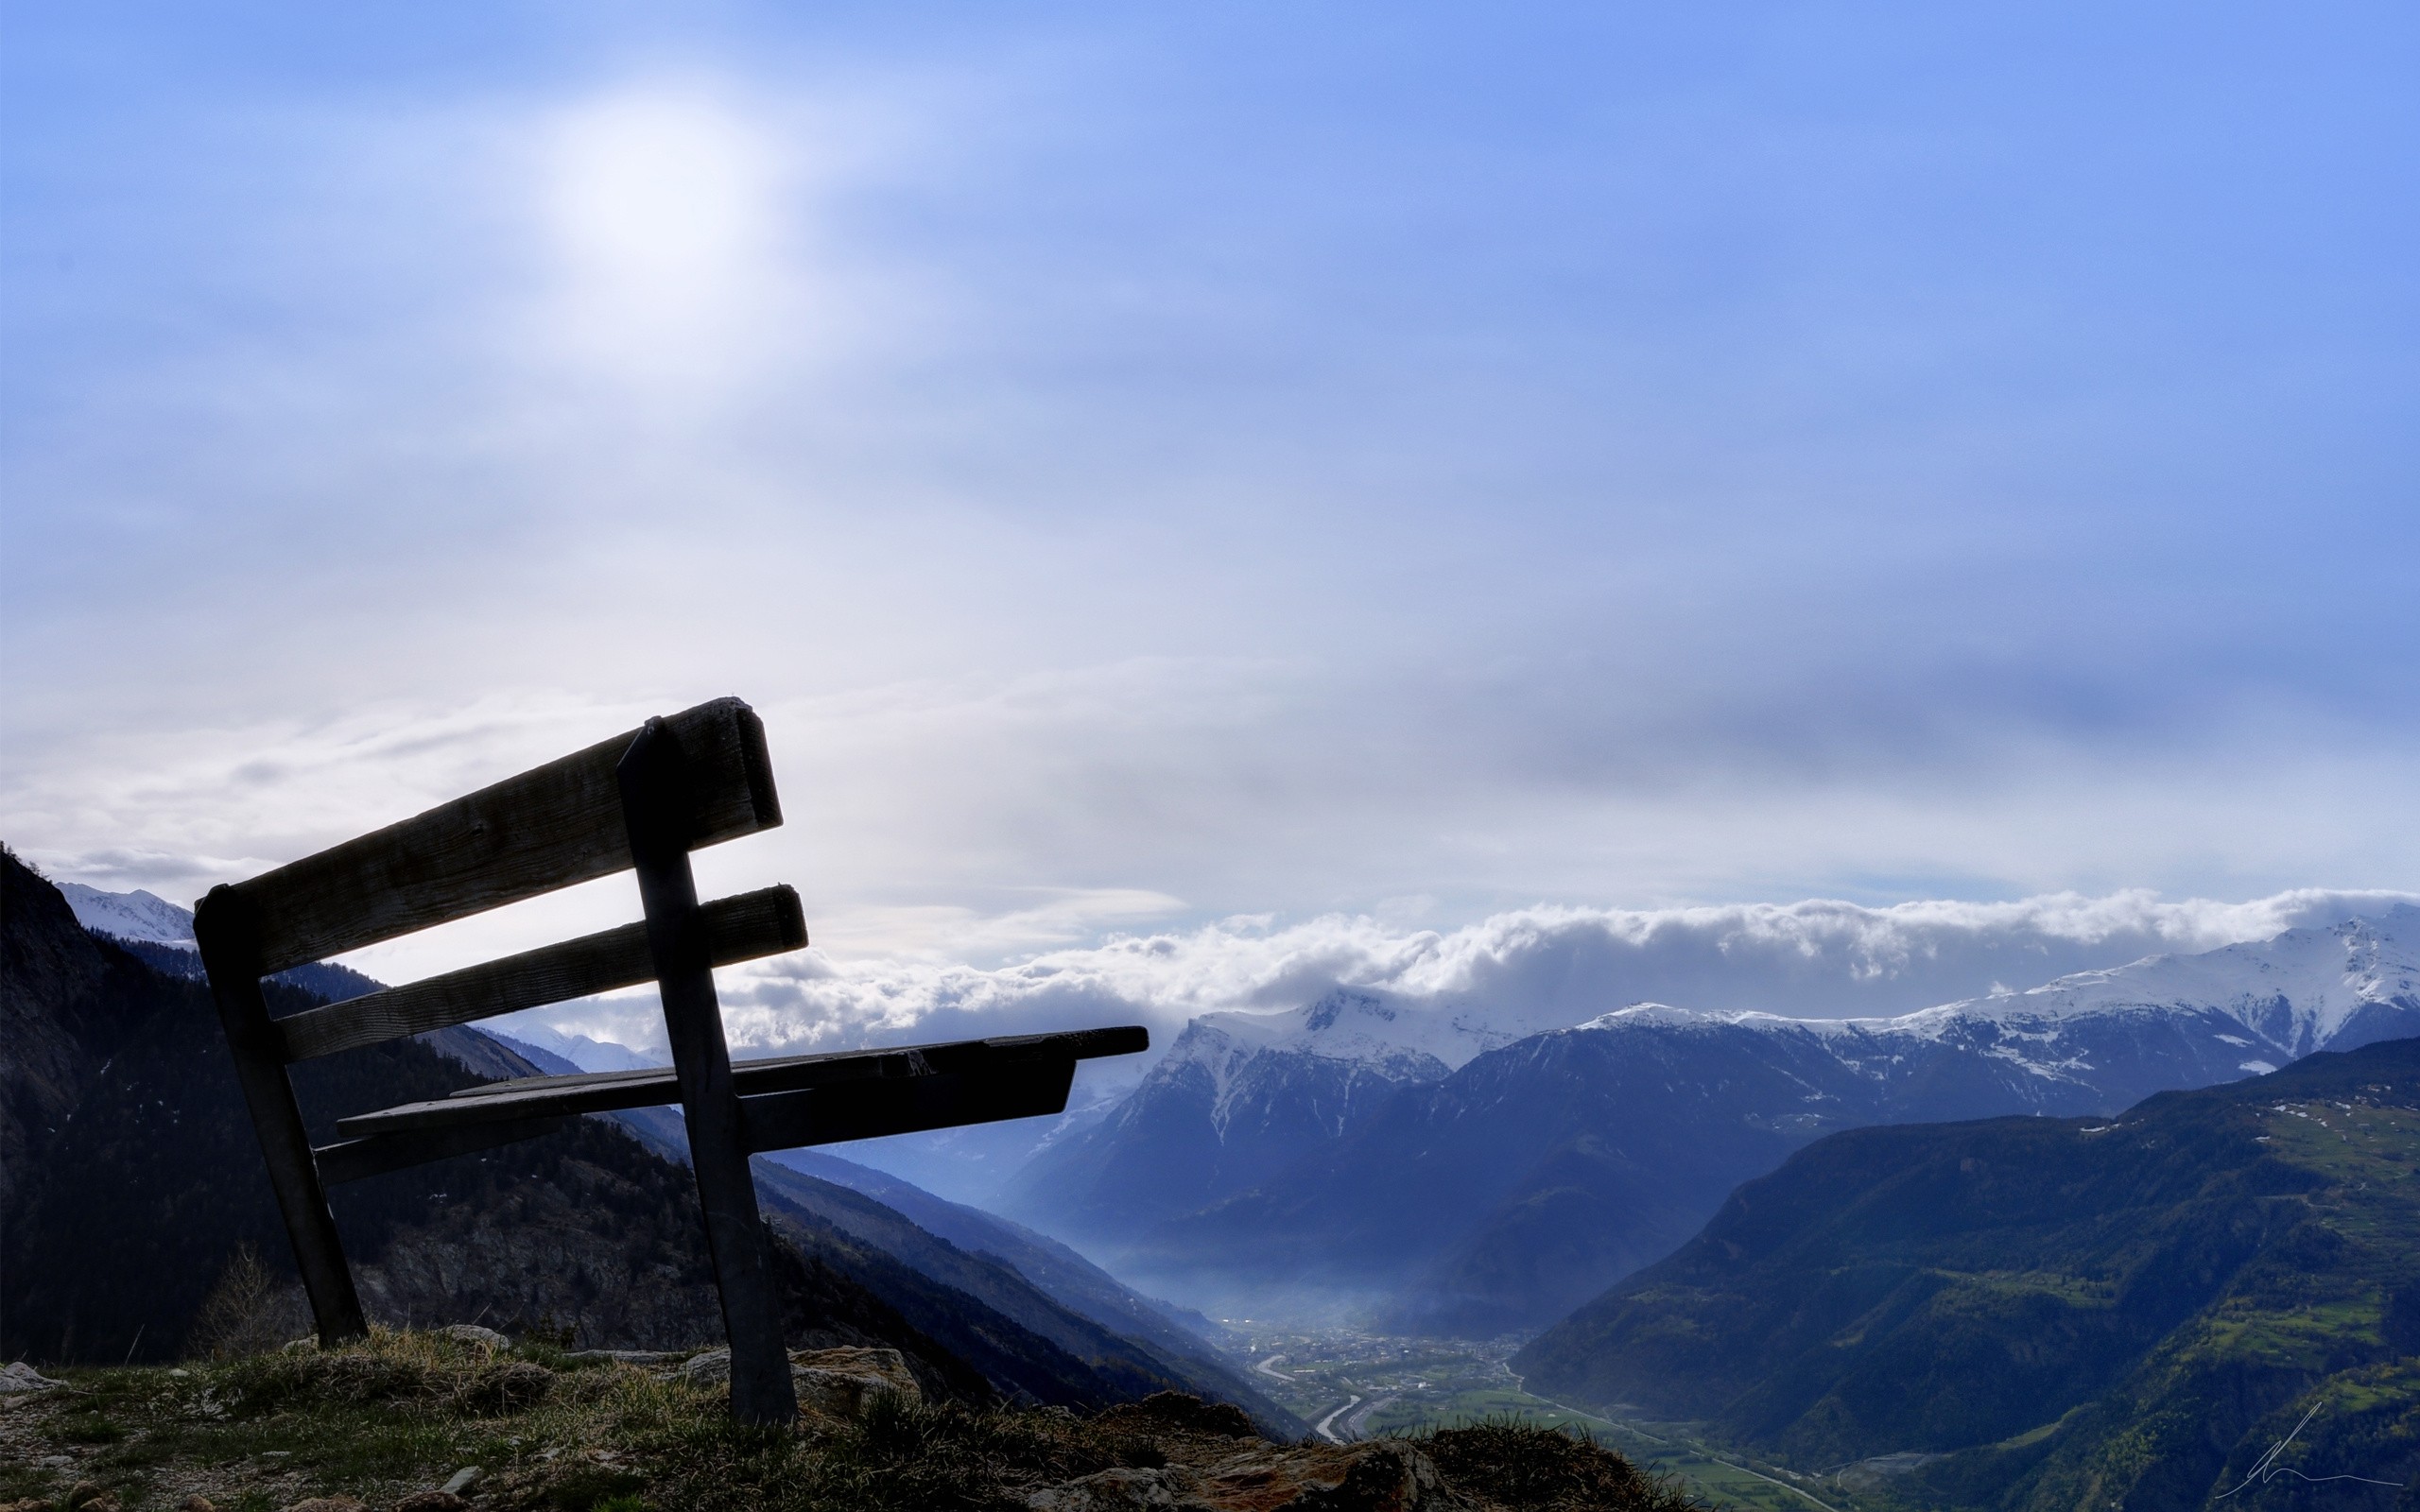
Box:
1223;1327;1864;1512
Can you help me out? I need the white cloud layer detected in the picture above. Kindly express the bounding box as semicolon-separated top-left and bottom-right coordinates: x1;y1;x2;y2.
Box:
501;886;2420;1068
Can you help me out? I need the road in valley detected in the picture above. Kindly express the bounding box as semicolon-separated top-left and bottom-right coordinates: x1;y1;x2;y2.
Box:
1314;1395;1363;1443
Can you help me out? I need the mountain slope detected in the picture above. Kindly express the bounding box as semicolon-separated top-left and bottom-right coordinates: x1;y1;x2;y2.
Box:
1513;1037;2420;1512
1051;912;2420;1329
1005;988;1460;1237
475;1029;1295;1428
749;1160;1305;1435
773;1149;1225;1357
55;880;200;945
1;855;1220;1414
1;846;156;1212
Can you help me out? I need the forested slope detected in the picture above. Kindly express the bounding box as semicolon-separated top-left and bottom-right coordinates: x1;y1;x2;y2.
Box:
1516;1038;2420;1511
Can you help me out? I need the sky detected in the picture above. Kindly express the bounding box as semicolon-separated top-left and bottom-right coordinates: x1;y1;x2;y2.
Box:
5;3;2416;1033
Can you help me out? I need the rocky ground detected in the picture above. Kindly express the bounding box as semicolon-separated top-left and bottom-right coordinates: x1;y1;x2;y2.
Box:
0;1329;1701;1512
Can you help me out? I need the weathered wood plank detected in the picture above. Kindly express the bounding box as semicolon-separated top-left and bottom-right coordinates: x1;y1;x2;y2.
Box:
193;891;370;1342
275;886;808;1062
739;1059;1076;1154
447;1025;1147;1099
332;1026;1150;1138
214;697;780;976
314;1115;571;1187
620;714;798;1425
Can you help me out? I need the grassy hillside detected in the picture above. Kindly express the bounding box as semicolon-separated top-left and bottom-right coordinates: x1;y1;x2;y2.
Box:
0;1329;1696;1512
1514;1038;2420;1512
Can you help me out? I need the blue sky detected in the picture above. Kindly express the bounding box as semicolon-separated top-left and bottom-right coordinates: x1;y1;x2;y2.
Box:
4;2;2414;981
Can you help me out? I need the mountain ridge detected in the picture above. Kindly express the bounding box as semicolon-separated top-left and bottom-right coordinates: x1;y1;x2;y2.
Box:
1011;909;2420;1331
1512;1036;2420;1511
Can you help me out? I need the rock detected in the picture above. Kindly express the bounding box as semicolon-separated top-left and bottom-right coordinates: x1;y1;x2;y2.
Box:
439;1325;510;1351
1093;1393;1255;1441
788;1347;920;1419
389;1495;469;1511
1028;1441;1469;1511
1206;1440;1468;1511
279;1500;368;1512
0;1361;63;1392
682;1345;919;1418
439;1467;482;1496
1028;1467;1198;1510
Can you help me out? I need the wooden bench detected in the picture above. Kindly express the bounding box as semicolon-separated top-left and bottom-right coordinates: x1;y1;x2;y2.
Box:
194;697;1147;1423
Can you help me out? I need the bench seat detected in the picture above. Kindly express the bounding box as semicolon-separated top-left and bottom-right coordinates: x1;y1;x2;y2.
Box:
311;1025;1148;1185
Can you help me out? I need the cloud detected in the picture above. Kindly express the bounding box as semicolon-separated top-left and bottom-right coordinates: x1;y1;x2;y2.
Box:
4;11;2415;1035
505;885;2420;1064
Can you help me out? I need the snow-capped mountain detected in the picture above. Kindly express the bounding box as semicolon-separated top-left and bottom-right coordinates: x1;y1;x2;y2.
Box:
1007;907;2420;1332
57;884;196;946
1908;909;2420;1060
1003;988;1462;1235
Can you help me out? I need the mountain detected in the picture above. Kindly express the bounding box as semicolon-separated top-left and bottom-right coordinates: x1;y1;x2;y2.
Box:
772;1148;1227;1350
0;853;1245;1415
2;847;159;1213
5;850;994;1395
748;1159;1305;1435
56;880;199;944
1513;1037;2420;1512
481;1029;1300;1430
1013;911;2420;1331
1004;988;1468;1235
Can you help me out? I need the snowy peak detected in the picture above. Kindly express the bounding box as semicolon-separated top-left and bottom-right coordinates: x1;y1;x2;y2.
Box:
1564;908;2419;1061
1925;904;2420;1054
57;883;197;947
1158;993;1454;1142
1168;908;2418;1088
1190;986;1518;1074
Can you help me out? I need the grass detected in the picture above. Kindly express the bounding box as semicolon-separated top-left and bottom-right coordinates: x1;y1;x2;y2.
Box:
0;1330;1703;1511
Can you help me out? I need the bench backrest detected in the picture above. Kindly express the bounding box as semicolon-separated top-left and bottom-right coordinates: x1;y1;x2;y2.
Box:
195;696;804;1059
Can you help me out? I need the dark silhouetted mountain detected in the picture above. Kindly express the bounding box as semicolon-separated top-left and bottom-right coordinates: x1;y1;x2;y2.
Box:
0;852;1250;1416
1514;1038;2420;1512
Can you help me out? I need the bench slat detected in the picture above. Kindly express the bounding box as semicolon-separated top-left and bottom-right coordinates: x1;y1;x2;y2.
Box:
207;697;779;976
739;1060;1076;1154
443;1024;1147;1101
314;1115;571;1187
275;886;808;1062
333;1025;1148;1139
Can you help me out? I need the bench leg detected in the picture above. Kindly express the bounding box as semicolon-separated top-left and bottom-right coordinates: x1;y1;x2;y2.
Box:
621;719;799;1426
196;889;369;1345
